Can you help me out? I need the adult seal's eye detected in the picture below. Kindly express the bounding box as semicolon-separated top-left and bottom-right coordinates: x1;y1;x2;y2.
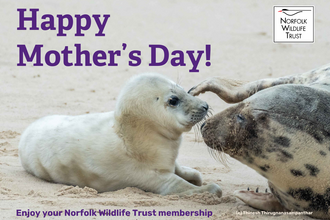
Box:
169;96;179;106
236;114;245;123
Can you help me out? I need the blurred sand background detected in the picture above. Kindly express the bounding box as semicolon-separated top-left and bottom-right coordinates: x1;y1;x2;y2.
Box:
1;0;330;219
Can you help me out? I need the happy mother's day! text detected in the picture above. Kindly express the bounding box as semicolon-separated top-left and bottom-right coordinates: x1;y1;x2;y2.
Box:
16;9;211;72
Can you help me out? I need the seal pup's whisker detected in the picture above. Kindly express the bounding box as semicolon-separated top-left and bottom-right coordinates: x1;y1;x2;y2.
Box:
196;122;203;142
192;107;212;143
192;125;201;143
176;74;183;86
208;106;214;116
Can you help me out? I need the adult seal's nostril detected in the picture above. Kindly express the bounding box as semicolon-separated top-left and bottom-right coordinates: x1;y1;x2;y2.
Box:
202;103;209;111
201;122;206;130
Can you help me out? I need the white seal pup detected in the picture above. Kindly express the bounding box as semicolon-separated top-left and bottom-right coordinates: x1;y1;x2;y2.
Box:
189;63;330;218
19;73;222;197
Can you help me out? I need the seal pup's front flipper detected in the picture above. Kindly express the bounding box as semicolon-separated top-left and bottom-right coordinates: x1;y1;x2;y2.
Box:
175;162;202;186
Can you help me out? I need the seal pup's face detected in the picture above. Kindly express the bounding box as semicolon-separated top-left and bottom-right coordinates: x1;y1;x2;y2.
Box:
115;73;209;139
161;81;209;133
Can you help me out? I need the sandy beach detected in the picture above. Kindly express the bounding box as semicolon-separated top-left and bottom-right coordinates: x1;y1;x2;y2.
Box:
1;0;330;219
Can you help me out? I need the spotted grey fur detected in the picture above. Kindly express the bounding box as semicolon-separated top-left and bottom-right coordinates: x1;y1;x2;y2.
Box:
190;63;330;219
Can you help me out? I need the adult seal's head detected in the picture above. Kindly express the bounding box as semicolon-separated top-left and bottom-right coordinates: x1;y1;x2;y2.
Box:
114;73;209;147
196;63;330;219
202;84;330;165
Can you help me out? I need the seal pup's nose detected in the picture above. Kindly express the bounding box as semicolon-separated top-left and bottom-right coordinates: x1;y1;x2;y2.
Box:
202;103;209;111
201;122;206;130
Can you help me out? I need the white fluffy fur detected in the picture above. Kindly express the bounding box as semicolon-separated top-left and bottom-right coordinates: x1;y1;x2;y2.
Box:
18;73;222;196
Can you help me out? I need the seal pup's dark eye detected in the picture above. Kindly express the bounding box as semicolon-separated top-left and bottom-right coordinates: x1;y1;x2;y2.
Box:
237;114;245;123
169;96;179;106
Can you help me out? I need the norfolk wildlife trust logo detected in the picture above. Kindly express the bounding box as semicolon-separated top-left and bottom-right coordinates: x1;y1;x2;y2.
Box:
273;6;314;43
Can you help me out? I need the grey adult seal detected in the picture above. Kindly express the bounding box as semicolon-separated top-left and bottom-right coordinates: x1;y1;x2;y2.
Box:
189;63;330;219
